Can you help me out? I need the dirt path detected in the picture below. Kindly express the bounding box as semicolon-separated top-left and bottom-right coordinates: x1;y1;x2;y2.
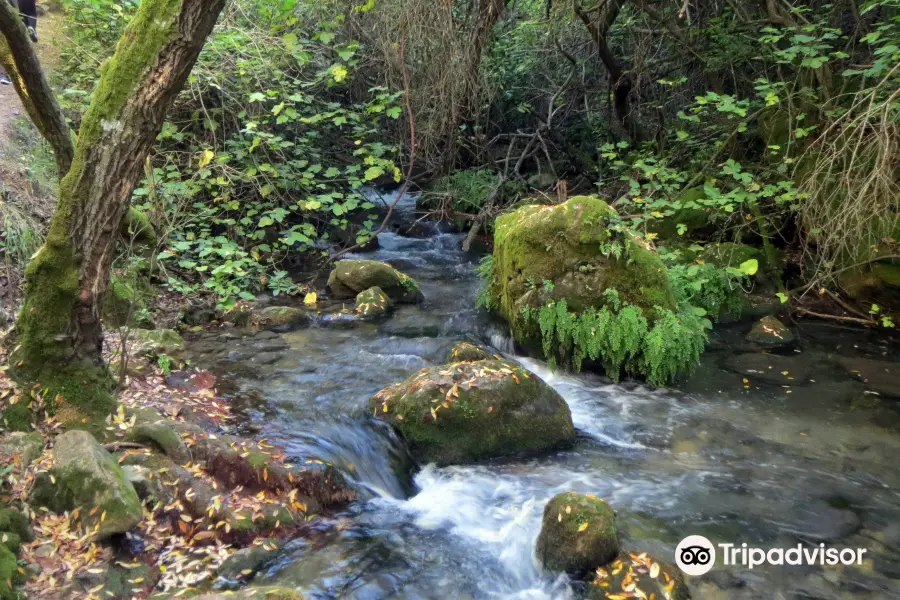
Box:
0;9;65;154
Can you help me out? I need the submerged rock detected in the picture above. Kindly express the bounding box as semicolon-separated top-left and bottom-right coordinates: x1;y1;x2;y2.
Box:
252;306;312;331
328;259;423;303
586;551;690;600
837;357;900;400
370;359;575;465
745;316;795;348
31;430;142;539
447;341;495;362
355;286;392;319
217;540;283;581
485;195;676;356
723;352;814;384
536;492;619;574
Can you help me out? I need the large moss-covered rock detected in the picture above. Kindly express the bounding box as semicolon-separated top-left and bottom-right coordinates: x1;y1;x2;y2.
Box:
131;328;185;360
31;430;142;539
0;432;45;469
699;242;764;270
370;359;575;465
328;259;423;303
586;551;690;600
355;286;392;318
127;421;191;464
122;206;157;246
839;260;900;312
487;196;676;353
536;492;619;574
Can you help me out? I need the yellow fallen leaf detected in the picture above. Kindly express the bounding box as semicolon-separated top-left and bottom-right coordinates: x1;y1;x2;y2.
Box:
577;522;589;532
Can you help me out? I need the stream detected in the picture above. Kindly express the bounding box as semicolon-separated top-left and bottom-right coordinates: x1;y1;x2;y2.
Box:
187;192;900;600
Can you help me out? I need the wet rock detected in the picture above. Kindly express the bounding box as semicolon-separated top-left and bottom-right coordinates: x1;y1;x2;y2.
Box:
370;359;575;465
781;500;860;543
127;421;191;464
355;286;392;319
536;492;619;574
182;304;218;326
447;342;494;362
745;316;795;348
31;430;142;539
646;187;713;240
252;306;311;332
836;357;900;400
217;540;283;581
328;259;423;303
249;352;282;366
0;431;45;469
484;196;676;358
132;328;185;360
586;551;690;600
176;586;304;600
723;353;814;384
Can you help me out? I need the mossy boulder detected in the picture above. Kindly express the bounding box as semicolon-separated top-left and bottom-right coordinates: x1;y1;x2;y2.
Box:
447;342;495;362
252;306;312;331
131;328;185;360
355;286;392;319
536;492;619;575
647;188;713;240
746;316;794;348
217;540;282;581
839;260;900;312
30;430;142;539
127;421;191;464
370;359;575;465
103;273;155;328
0;508;32;544
699;242;765;270
177;587;304;600
487;196;676;354
0;432;45;469
586;551;690;600
328;260;423;304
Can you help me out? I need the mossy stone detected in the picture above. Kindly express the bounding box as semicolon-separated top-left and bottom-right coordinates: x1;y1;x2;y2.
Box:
131;328;185;360
252;306;312;331
0;544;25;600
586;551;690;600
646;188;713;240
127;422;190;464
0;508;33;543
447;342;494;362
104;273;155;328
30;430;142;539
1;403;33;433
370;359;575;466
328;259;423;304
217;541;282;581
488;196;676;355
355;286;392;318
536;492;619;575
186;587;304;600
122;206;157;246
745;316;794;348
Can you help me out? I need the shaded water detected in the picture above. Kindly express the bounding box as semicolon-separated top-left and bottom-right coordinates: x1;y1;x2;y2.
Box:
188;193;900;599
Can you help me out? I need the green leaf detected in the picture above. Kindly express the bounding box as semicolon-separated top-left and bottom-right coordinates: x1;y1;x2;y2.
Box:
739;259;759;276
776;292;789;304
363;166;384;181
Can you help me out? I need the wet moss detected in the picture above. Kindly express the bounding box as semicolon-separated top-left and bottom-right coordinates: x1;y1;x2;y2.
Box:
536;492;619;575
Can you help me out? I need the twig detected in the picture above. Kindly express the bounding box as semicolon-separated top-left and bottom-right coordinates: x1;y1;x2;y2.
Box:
328;26;416;263
794;307;875;327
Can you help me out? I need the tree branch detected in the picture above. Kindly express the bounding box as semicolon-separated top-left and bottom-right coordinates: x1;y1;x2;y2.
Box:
0;1;73;178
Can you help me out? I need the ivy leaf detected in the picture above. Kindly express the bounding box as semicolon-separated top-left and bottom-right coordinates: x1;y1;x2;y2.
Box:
386;106;402;119
248;92;266;102
272;102;285;116
363;166;384;181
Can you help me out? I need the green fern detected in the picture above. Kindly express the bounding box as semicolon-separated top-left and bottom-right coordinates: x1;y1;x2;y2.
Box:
475;255;496;310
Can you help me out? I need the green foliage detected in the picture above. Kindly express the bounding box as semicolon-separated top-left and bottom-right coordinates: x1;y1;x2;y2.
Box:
475;254;495;310
430;169;502;213
525;291;707;387
156;354;173;377
667;261;748;320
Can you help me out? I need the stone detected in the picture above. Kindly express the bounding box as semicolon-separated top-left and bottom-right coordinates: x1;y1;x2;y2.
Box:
447;342;495;363
586;551;690;600
370;359;575;465
0;432;45;469
781;500;860;543
328;259;423;303
837;357;900;400
127;422;191;464
355;286;392;319
536;492;619;574
217;540;282;581
723;353;814;385
30;430;142;539
745;316;795;348
252;306;312;331
131;328;185;360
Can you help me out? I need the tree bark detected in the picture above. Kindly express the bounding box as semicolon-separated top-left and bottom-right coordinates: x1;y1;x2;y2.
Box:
7;0;226;422
0;1;73;177
573;0;647;142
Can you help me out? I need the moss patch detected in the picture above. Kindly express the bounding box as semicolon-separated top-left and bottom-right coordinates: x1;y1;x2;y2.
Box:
355;286;392;319
447;342;495;362
328;259;423;304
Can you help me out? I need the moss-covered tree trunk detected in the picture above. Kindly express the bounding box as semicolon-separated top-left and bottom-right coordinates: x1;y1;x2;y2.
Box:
4;0;226;425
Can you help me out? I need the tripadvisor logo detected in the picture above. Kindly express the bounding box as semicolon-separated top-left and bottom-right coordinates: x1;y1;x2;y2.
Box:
674;535;869;576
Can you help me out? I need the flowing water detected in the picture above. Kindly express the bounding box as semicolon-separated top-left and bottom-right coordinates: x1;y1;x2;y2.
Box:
188;192;900;599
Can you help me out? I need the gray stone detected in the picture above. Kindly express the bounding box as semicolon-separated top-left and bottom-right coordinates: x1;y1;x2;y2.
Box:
746;316;795;348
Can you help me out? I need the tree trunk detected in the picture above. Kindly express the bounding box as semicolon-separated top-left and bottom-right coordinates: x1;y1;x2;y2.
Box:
6;0;226;424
